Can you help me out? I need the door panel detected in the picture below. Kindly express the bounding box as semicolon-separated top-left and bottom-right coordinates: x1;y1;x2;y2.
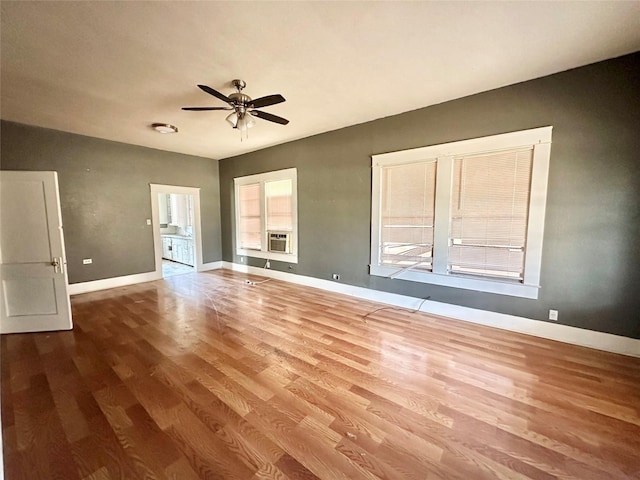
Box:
3;278;58;316
1;180;52;263
0;171;72;334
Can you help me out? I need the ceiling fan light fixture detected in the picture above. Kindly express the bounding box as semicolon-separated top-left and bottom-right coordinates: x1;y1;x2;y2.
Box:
151;123;178;134
236;112;255;141
237;112;255;130
225;112;238;128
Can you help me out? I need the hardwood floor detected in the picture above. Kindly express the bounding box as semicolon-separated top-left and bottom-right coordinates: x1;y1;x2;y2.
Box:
2;270;640;479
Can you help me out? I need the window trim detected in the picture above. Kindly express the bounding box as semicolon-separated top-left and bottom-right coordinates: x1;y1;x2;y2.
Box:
370;127;552;299
234;168;298;263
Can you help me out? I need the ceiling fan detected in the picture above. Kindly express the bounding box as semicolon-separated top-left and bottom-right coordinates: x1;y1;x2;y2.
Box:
182;79;289;139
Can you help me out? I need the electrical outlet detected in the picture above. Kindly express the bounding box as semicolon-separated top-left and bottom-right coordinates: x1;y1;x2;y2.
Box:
82;258;92;265
549;309;558;321
265;260;271;269
240;257;244;263
332;273;340;281
146;218;151;225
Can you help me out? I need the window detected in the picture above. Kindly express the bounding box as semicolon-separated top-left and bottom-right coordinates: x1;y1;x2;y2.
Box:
238;184;261;250
448;148;532;280
234;168;298;263
381;160;436;271
370;127;552;298
265;179;294;232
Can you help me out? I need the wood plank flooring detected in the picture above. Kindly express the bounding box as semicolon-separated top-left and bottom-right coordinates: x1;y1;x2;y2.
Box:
2;269;640;479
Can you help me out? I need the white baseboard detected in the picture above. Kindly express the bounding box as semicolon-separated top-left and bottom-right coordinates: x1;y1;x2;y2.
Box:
200;261;223;271
68;261;224;296
222;262;640;358
66;262;639;357
68;271;161;295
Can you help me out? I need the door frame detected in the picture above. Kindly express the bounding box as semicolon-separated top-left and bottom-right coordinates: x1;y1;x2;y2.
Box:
149;184;203;275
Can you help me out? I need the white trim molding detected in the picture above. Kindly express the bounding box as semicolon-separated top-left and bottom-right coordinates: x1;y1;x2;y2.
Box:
370;126;552;299
69;261;223;295
68;271;160;295
234;168;299;264
150;184;204;276
201;261;223;271
66;260;639;357
222;261;640;358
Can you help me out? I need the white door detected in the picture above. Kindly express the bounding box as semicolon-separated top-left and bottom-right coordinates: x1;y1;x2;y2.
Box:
0;171;72;334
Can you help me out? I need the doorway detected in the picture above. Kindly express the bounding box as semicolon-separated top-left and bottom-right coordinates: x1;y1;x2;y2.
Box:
150;184;203;279
159;192;195;277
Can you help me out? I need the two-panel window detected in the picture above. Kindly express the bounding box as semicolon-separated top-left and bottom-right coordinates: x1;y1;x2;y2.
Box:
235;168;298;263
371;127;552;298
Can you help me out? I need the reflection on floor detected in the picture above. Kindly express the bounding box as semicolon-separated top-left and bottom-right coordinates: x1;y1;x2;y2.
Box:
162;259;194;277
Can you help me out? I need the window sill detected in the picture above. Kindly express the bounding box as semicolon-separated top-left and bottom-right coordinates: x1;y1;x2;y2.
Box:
370;265;539;299
237;248;298;264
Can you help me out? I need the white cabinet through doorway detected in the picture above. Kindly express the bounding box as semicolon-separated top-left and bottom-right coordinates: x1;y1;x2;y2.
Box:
161;235;194;266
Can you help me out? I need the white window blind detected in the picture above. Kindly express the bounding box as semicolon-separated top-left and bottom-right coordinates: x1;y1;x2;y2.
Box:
238;183;261;250
266;179;293;232
381;161;436;271
449;148;533;280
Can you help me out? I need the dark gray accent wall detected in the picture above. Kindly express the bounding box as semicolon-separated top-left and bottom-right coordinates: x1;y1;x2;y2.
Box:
1;121;222;284
219;52;640;339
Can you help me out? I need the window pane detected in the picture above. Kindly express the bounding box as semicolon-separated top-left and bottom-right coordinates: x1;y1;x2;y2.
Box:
266;179;293;232
381;161;436;271
238;183;261;250
449;148;533;280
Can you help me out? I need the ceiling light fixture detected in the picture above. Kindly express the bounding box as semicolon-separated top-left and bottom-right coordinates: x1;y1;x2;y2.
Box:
151;123;178;134
225;112;238;128
225;110;255;141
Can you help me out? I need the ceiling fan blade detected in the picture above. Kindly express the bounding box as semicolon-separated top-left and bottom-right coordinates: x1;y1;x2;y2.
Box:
182;106;233;111
197;84;232;104
251;110;289;125
248;94;286;109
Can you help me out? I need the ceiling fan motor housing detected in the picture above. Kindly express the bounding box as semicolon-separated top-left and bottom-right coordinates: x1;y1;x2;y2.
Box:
229;92;252;107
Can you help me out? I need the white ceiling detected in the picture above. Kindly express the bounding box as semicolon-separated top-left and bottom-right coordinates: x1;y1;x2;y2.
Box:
2;1;639;160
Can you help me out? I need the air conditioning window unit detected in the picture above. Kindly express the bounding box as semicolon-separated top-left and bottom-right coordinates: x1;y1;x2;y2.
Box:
268;231;291;254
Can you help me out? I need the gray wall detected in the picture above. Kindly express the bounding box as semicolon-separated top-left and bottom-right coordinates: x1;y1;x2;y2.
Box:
219;52;640;339
1;121;222;283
